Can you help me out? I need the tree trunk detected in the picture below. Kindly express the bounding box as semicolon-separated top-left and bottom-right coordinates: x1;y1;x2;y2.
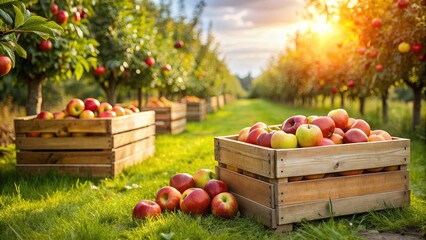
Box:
381;89;389;123
340;92;345;109
106;81;117;105
412;87;422;129
26;78;43;115
359;96;365;116
331;95;335;108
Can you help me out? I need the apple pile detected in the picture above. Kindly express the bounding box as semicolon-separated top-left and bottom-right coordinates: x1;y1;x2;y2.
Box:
146;97;176;108
30;98;140;137
132;168;239;220
238;108;393;149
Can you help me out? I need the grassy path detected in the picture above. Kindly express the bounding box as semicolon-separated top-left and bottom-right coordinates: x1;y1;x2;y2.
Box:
0;99;425;239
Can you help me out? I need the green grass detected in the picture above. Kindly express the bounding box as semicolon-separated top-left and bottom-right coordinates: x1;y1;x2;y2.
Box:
0;99;425;239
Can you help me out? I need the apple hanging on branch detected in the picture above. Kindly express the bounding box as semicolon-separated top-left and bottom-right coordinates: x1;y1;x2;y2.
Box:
0;55;12;77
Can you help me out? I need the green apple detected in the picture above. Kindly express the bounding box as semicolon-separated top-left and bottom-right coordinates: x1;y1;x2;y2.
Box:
295;124;323;147
270;130;298;149
193;169;216;188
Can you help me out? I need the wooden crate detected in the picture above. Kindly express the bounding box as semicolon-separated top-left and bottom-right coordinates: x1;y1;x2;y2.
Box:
217;95;225;109
142;103;186;134
214;135;410;232
186;99;206;122
207;96;218;113
14;111;156;178
224;95;236;104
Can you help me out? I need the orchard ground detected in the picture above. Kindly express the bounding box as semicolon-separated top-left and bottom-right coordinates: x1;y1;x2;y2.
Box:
0;98;425;239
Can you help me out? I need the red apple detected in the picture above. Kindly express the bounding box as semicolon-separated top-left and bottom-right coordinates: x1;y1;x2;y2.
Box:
170;173;195;194
375;64;383;72
358;47;367;55
370;129;392;140
237;127;251;142
56;10;69;24
344;117;356;132
412;44;422;54
282;115;308;134
66;98;85;117
161;64;171;72
98;111;116;118
112;105;126;117
347;80;355;88
79;110;95;119
334;127;345;137
256;131;275;148
94;66;106;76
246;127;267;145
36;111;54;120
307;115;318;123
210;192;238;219
98;102;113;113
419;55;424;62
132;200;162;220
343;128;368;143
270;130;298;149
174;41;184;49
53;111;66;119
369;50;378;58
329;133;343;144
311;116;335;138
127;105;140;113
397;0;409;9
27;132;41;137
194;169;216;189
180;188;211;215
320;138;335;146
327;109;349;130
204;179;228;199
73;11;81;22
39;40;52;52
249;122;268;132
295;124;323;147
0;55;12;77
145;57;155;67
351;119;371;136
51;2;58;15
331;86;337;94
155;186;182;211
371;18;381;28
84;98;100;112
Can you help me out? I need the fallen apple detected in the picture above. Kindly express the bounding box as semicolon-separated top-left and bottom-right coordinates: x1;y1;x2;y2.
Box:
132;200;162;220
170;173;195;194
210;192;238;219
194;169;216;189
204;179;228;199
180;188;211;215
155;186;182;211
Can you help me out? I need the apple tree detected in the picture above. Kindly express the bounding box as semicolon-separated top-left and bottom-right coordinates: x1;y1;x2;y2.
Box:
9;0;98;115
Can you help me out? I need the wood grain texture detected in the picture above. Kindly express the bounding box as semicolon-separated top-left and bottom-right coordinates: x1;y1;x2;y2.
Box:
232;192;277;228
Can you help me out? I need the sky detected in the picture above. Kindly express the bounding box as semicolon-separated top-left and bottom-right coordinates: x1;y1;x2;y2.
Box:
175;0;307;77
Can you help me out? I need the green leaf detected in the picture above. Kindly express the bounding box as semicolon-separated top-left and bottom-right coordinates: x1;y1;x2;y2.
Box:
12;42;26;58
13;5;24;28
0;8;13;25
74;62;84;80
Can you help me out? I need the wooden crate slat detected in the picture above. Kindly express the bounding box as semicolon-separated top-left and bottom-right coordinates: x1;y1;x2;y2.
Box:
110;111;155;134
114;136;155;161
186;100;206;122
14;117;111;134
215;136;275;178
275;138;410;177
232;192;277;229
279;171;409;205
278;190;410;225
217;95;225;109
170;104;187;120
113;145;155;175
16;136;112;150
216;166;275;208
17;151;113;164
113;125;155;148
16;164;113;178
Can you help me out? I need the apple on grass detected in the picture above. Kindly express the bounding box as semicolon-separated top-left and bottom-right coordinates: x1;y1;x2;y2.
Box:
84;98;100;112
282;115;308;134
211;192;238;219
170;173;195;194
66;98;85;117
204;179;228;199
237;127;251;142
132;200;162;220
180;188;211;215
270;130;298;149
194;169;216;189
327;109;349;130
311;116;335;138
155;186;182;211
295;124;323;147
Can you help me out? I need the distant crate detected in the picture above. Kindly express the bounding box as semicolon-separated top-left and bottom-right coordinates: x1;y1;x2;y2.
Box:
186;99;206;122
224;95;236;104
14;111;156;178
143;103;186;134
207;96;218;113
214;135;410;232
217;95;225;109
